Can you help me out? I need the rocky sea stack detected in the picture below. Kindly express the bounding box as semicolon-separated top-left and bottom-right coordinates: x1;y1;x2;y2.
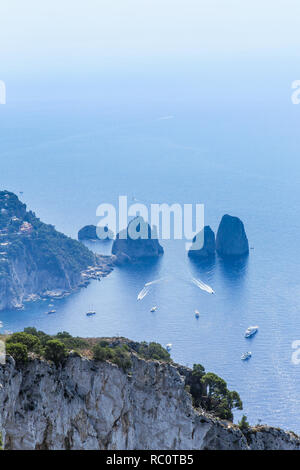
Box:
78;224;113;241
112;216;164;265
216;214;249;257
78;225;98;240
188;225;215;259
0;191;113;310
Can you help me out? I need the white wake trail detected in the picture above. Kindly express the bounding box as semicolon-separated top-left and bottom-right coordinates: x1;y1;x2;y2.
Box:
137;286;150;300
145;278;166;287
192;277;215;294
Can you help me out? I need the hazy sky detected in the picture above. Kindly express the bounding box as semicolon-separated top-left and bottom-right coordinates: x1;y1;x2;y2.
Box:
1;0;300;105
1;1;300;70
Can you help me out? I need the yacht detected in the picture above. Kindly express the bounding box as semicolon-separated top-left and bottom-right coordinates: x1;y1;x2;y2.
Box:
166;343;172;351
195;310;200;318
150;306;158;312
241;351;252;360
86;310;96;316
46;310;56;315
245;326;259;338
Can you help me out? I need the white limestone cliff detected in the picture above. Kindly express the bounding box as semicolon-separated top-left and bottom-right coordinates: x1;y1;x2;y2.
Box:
0;354;299;450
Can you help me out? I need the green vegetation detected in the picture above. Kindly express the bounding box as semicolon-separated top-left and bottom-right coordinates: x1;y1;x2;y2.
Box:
4;328;86;365
93;342;132;371
23;327;51;346
0;190;97;282
6;332;41;353
2;325;243;424
44;340;67;366
5;342;28;363
201;372;242;420
137;341;171;362
238;415;250;431
54;331;88;350
188;364;243;421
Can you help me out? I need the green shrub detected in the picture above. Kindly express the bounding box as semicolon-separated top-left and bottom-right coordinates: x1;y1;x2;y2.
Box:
238;415;250;431
93;344;112;362
54;331;88;350
23;327;51;347
6;342;28;363
192;363;205;378
138;341;171;362
112;346;132;371
93;343;132;371
6;332;41;353
44;339;67;365
200;372;243;420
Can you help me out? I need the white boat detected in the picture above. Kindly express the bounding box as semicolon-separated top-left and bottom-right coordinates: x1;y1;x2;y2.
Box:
86;310;96;316
46;310;56;315
245;326;259;338
150;306;158;312
241;351;252;360
192;277;215;294
166;343;172;351
195;310;200;318
137;286;150;300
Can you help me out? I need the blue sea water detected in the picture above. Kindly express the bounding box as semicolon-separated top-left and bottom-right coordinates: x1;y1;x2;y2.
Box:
1;57;300;431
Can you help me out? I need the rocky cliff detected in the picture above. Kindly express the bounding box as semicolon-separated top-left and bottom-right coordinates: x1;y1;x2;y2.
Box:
216;214;249;257
0;353;299;450
0;191;113;310
112;217;164;265
188;225;216;259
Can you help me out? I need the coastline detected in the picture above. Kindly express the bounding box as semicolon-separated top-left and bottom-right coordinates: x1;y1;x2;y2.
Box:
6;254;114;312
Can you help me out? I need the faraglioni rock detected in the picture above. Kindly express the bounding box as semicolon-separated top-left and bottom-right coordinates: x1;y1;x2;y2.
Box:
112;216;164;265
188;225;216;258
0;191;113;310
216;214;249;257
78;224;114;241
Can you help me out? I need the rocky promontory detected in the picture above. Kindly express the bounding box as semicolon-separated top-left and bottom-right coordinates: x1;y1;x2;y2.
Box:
0;333;299;450
216;214;249;257
188;225;216;259
112;217;164;265
0;191;113;311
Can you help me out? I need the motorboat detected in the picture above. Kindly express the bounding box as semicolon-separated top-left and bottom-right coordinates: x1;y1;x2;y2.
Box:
150;306;158;312
245;326;259;338
241;351;252;360
86;310;96;316
195;310;200;318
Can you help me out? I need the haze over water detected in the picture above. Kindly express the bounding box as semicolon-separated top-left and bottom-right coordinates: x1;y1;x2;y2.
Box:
1;0;300;433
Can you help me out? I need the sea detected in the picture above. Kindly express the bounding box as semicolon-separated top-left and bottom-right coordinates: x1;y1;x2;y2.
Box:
1;55;300;431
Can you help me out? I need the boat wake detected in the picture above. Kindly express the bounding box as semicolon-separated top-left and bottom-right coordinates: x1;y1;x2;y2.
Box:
145;278;166;287
192;277;215;294
137;286;150;300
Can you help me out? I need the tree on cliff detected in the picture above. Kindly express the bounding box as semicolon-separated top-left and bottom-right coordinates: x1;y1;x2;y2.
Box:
5;342;28;363
44;339;67;366
201;372;243;420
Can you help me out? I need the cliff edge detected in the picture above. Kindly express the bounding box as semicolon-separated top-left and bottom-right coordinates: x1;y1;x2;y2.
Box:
0;191;113;310
0;352;299;450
